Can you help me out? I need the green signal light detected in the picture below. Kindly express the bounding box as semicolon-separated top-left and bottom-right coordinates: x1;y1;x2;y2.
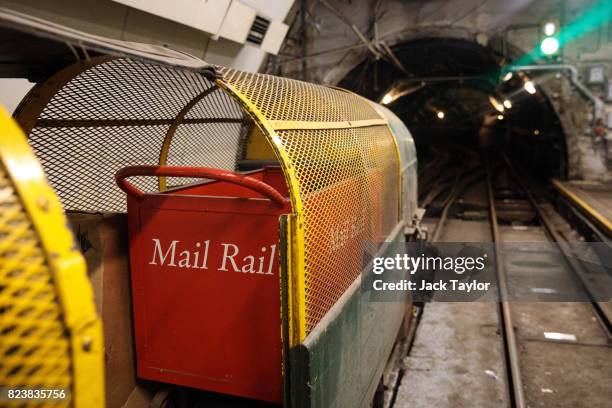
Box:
540;37;560;55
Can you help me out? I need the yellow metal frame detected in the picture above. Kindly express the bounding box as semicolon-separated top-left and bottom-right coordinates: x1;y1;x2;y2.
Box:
552;178;612;234
157;85;220;191
214;78;401;346
214;79;308;345
0;108;104;407
158;77;383;344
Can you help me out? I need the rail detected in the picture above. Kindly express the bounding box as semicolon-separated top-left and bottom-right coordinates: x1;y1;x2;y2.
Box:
485;155;527;408
115;165;288;207
504;157;612;341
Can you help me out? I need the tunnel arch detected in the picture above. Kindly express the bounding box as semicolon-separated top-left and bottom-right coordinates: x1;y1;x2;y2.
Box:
330;29;586;180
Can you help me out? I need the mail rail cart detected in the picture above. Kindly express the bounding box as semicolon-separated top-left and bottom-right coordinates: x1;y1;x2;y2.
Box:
116;165;290;402
3;11;417;405
110;68;410;407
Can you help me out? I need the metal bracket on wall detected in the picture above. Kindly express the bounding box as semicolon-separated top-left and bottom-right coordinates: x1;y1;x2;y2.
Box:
510;64;604;127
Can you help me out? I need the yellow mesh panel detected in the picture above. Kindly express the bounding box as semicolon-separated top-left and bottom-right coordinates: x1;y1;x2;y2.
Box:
277;126;399;331
219;69;400;335
220;69;382;122
0;162;71;405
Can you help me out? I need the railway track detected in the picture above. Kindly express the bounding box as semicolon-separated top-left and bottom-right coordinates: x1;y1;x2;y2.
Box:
485;154;611;407
401;153;612;408
502;156;612;342
486;156;526;408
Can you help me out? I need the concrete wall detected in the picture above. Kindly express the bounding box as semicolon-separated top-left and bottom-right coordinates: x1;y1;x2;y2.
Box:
276;0;612;182
0;0;294;117
0;0;292;71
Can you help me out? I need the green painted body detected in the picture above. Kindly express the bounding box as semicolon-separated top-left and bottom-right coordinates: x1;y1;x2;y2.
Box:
288;225;408;407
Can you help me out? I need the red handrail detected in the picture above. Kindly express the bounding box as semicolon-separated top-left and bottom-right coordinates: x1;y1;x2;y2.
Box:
115;165;287;207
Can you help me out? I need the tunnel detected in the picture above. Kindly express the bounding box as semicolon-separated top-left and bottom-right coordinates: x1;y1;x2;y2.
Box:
0;2;611;408
338;37;568;182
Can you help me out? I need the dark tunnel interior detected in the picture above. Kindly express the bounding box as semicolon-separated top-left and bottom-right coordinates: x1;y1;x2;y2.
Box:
339;38;567;182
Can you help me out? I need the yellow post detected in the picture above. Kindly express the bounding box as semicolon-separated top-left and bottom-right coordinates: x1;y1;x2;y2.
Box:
0;108;104;407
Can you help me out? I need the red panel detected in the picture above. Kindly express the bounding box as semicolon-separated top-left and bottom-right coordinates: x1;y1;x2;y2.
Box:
126;169;290;403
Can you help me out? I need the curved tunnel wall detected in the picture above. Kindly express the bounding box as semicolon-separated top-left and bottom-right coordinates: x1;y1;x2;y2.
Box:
333;34;586;180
